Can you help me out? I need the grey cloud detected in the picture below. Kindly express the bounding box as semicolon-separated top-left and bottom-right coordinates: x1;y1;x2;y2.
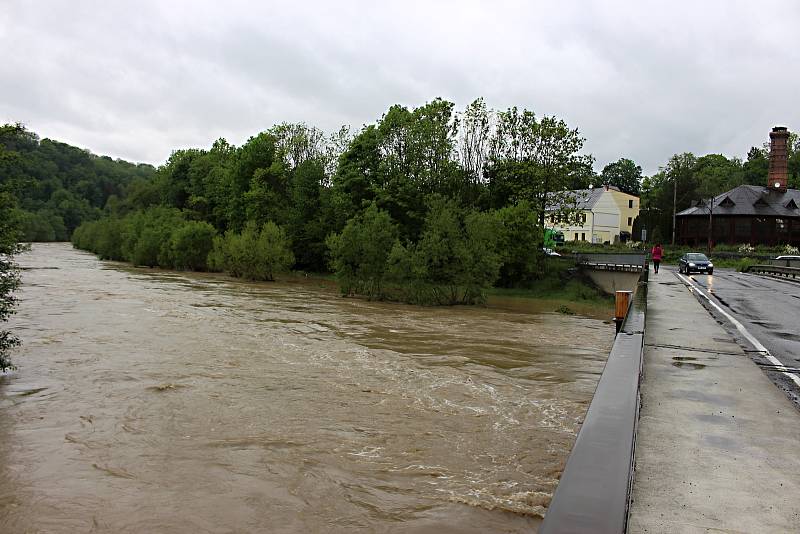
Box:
1;0;799;174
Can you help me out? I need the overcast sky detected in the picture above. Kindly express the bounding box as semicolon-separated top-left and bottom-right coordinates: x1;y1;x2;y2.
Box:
2;1;798;175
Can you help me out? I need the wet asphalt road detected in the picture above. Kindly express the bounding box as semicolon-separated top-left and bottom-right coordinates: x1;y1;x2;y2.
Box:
663;266;800;407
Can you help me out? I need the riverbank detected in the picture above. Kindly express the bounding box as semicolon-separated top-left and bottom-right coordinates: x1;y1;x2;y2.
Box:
250;270;613;320
486;281;612;320
275;267;613;319
59;241;614;319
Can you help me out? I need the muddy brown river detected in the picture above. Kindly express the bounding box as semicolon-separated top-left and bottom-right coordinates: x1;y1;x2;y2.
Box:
0;243;613;533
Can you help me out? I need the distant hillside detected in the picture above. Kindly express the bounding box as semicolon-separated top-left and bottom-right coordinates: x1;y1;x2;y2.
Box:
0;123;156;241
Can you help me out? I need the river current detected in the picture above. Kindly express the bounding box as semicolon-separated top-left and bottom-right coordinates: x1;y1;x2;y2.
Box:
1;243;612;533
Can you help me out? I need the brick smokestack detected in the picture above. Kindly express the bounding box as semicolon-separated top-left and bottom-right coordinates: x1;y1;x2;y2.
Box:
768;126;789;191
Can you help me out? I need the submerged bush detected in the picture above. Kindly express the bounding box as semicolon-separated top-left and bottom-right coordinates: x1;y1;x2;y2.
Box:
72;207;216;271
329;198;502;305
208;221;294;280
169;221;216;271
326;202;398;298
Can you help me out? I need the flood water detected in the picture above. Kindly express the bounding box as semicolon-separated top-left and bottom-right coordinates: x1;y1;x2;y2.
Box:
1;243;613;533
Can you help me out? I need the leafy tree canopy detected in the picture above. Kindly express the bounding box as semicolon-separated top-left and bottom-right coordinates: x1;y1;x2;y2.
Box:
600;158;642;195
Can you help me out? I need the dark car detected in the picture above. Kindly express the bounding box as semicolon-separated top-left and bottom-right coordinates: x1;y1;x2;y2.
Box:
678;253;714;275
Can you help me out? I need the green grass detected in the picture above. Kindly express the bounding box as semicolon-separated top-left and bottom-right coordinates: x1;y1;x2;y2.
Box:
294;260;614;317
486;283;613;319
488;278;608;302
486;262;614;319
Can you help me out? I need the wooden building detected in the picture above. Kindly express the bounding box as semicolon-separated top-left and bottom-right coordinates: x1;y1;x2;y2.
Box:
676;127;800;247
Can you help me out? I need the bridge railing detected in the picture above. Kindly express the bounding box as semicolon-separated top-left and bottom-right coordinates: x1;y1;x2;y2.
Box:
540;267;646;534
744;264;800;279
764;258;800;268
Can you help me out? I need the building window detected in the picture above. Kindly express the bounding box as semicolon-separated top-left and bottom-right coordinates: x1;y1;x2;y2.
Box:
776;218;788;234
628;200;634;209
581;232;586;241
574;233;579;241
627;217;632;226
581;213;587;224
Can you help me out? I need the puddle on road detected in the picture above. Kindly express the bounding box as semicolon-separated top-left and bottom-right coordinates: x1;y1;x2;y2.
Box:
672;356;707;370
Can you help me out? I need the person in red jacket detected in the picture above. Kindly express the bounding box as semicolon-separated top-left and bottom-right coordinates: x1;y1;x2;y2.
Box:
651;243;663;273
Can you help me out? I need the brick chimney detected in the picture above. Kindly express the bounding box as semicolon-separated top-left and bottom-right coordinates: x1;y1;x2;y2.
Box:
768;126;789;191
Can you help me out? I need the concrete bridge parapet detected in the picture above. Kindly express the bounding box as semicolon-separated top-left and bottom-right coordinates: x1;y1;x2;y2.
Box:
540;265;647;533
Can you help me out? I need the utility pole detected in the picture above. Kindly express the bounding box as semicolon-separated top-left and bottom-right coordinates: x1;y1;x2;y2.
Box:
671;174;677;245
707;195;714;255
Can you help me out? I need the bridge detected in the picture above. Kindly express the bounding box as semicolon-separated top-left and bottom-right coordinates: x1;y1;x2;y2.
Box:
743;256;800;280
541;260;800;533
573;252;647;295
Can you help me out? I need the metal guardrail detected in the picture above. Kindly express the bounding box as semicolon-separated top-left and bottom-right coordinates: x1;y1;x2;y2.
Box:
540;271;647;534
744;264;800;279
764;258;800;268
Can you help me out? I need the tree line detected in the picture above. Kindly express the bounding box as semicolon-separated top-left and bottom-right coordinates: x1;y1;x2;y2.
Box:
0;127;27;370
639;140;800;244
3;101;797;308
57;98;601;304
0;124;156;242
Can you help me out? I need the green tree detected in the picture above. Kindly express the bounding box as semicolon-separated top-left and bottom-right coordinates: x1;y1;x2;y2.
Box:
786;132;800;189
743;146;768;186
495;201;545;287
289;159;329;271
388;198;501;305
487;110;586;231
567;155;598;190
1;123;156;241
457;98;491;184
255;221;295;281
209;222;294;281
330;125;381;228
169;221;216;271
0;143;23;370
693;154;744;199
269;123;326;170
643;153;698;244
326;202;399;298
600;158;643;195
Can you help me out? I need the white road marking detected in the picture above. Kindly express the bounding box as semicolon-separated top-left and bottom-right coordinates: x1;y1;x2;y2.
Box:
675;272;800;388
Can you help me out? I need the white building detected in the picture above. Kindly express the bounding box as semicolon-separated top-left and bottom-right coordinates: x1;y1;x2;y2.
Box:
546;185;640;244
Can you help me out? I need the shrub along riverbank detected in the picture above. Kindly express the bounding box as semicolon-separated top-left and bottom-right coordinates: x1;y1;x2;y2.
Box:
72;207;294;281
72;200;610;309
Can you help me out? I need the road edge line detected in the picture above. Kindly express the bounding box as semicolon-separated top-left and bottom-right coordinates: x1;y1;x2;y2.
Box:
675;272;800;388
